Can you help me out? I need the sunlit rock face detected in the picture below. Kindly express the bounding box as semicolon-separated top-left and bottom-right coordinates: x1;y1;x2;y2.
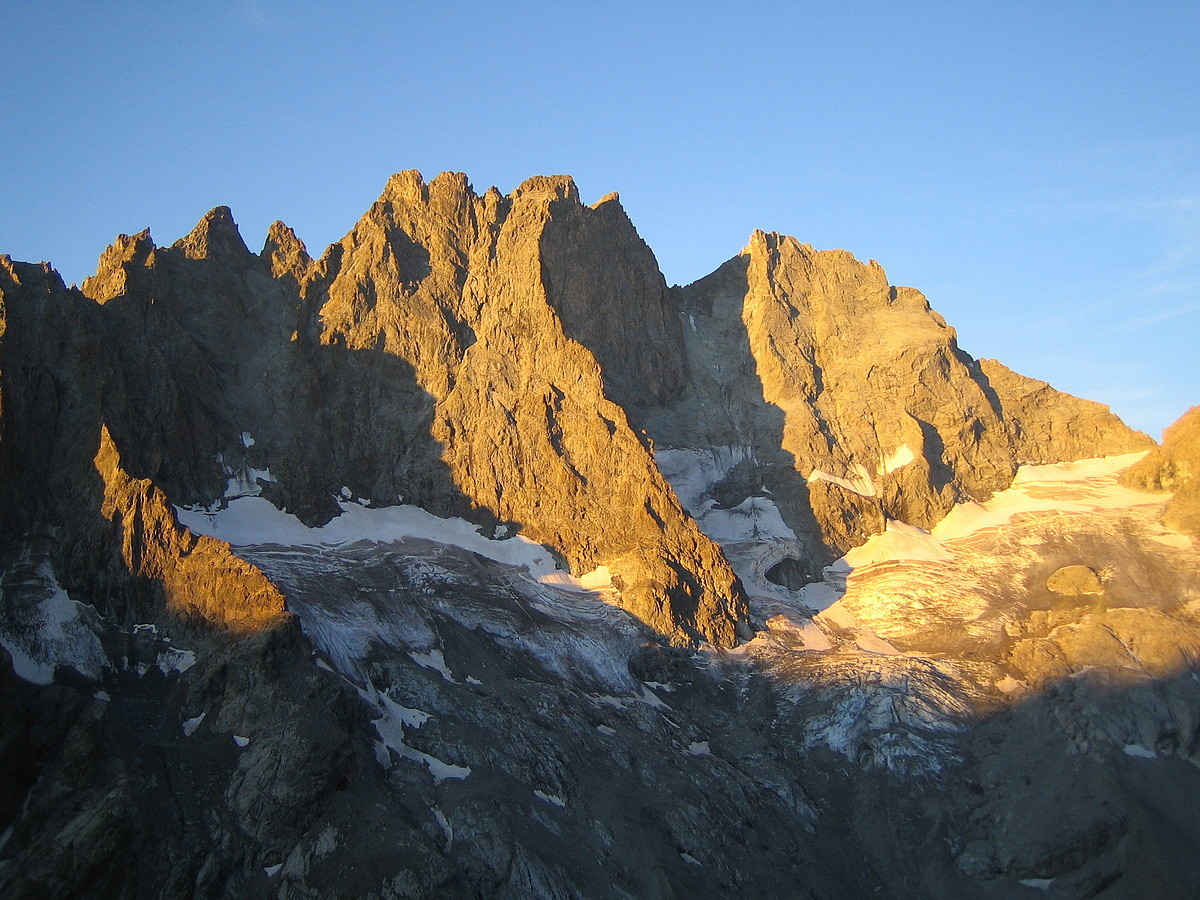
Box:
1121;405;1200;534
0;173;1195;898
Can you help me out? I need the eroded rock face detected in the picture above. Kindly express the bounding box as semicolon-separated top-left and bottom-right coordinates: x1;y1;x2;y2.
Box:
0;255;286;635
1121;406;1200;535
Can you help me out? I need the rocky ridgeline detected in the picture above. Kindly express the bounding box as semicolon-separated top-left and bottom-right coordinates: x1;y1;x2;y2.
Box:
68;173;750;648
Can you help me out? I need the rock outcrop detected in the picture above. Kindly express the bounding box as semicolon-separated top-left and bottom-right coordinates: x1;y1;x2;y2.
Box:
1121;405;1200;535
304;172;744;646
0;255;285;634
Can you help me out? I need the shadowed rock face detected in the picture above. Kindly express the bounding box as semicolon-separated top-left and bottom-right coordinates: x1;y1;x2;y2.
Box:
0;256;285;634
1121;406;1200;534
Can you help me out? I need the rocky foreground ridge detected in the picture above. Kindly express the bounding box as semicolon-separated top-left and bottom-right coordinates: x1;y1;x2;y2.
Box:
0;171;1192;899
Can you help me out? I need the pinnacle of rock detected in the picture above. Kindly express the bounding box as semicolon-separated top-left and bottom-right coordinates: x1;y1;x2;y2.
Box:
513;173;580;203
171;205;251;260
261;220;312;280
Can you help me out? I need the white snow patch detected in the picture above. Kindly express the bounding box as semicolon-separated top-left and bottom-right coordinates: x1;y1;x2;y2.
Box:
795;620;834;651
839;520;953;569
233;735;250;748
157;646;196;675
240;432;255;448
182;713;206;737
409;649;456;683
1012;453;1146;484
596;725;616;736
0;564;108;685
1149;531;1194;549
798;581;843;613
808;464;877;498
367;686;470;784
224;466;276;500
432;807;453;850
466;675;483;685
655;447;754;511
536;565;616;594
680;852;702;866
1020;878;1054;890
695;496;798;544
687;741;711;756
933;454;1155;542
176;498;580;587
816;602;901;655
767;614;834;651
410;748;471;784
380;693;431;729
995;676;1025;694
263;864;282;877
854;632;902;655
878;443;916;475
1123;743;1157;759
534;789;566;808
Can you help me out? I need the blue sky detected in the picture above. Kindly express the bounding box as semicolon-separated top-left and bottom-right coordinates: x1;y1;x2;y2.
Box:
3;1;1196;436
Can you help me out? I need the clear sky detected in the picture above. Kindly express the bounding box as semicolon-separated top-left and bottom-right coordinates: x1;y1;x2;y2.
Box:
3;1;1196;437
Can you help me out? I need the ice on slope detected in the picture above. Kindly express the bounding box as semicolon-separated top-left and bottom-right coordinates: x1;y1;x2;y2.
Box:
367;683;470;784
831;520;952;572
0;562;108;685
654;446;807;605
176;496;614;593
932;453;1155;542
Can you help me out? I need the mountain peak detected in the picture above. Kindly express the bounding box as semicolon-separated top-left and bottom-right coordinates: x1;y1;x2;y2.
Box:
513;174;579;203
381;169;430;204
261;220;311;279
172;206;250;261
